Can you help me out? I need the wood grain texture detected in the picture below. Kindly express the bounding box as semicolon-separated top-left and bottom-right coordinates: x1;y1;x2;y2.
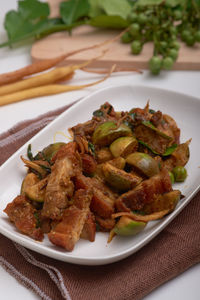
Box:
31;0;200;70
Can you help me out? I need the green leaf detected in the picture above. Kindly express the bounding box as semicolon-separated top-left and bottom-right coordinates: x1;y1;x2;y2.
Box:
136;0;163;6
18;0;49;20
142;121;172;140
139;140;178;157
34;212;41;228
162;144;177;156
194;0;200;7
0;17;84;48
88;142;96;156
60;0;90;26
142;120;156;129
90;15;129;28
165;0;184;7
3;0;50;42
88;0;104;18
27;144;34;161
100;0;132;19
138;140;159;155
4;10;34;40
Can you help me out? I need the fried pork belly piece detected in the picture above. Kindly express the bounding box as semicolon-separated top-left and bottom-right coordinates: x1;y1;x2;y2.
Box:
42;142;80;220
116;168;172;212
74;173;116;218
80;212;96;242
90;187;115;218
150;110;162;127
143;190;181;214
162;114;180;144
71;102;119;140
48;189;92;251
150;112;180;145
91;177;118;201
74;172;93;190
95;216;115;232
163;141;190;171
41;156;74;220
81;153;97;176
4;195;43;241
134;124;172;155
40;216;52;234
96;147;113;164
51;141;78;162
71;119;98;139
131;104;151;123
74;172;117;200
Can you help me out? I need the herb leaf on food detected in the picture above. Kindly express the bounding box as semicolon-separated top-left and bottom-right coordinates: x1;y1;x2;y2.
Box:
27;144;34;161
88;142;95;156
162;144;177;156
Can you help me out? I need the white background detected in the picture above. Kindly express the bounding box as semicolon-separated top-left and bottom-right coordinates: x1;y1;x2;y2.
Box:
0;1;200;299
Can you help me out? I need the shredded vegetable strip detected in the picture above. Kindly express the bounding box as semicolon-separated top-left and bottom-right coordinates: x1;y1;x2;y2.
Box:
112;209;170;222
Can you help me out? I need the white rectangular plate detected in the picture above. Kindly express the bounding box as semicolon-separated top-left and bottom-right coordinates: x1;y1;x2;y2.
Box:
0;84;199;265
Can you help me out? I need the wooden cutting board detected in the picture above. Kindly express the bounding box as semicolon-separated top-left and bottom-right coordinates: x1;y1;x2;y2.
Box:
31;0;200;70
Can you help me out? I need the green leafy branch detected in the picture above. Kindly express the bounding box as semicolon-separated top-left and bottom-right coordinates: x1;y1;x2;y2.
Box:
0;0;131;48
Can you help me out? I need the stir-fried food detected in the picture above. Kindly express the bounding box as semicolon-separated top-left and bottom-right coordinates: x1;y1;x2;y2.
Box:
4;102;190;251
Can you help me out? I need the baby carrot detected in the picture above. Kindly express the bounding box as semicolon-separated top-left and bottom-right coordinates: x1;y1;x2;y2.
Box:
0;65;116;106
0;29;128;86
0;52;107;96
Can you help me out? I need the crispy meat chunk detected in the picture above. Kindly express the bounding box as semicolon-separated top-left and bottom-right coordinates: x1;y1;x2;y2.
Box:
40;217;51;234
163;142;190;171
162;114;180;144
74;173;118;201
81;153;97;176
42;156;75;220
51;142;77;162
134;124;171;155
80;212;96;242
150;110;162;127
71;120;98;140
95;216;116;232
131;105;151;123
116;168;172;212
74;172;93;190
48;189;92;251
96;147;113;164
42;142;82;220
90;187;115;218
74;173;116;218
143;190;181;214
4;195;43;241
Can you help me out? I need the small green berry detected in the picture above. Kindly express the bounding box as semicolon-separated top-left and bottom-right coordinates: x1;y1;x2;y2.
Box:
162;57;174;70
172;166;187;182
131;40;142;55
149;56;162;75
168;49;178;61
121;32;133;43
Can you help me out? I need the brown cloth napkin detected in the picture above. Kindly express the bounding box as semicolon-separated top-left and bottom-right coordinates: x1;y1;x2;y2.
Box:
0;104;200;300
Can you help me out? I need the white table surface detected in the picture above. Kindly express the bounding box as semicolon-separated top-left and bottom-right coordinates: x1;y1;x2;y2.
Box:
0;1;200;299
